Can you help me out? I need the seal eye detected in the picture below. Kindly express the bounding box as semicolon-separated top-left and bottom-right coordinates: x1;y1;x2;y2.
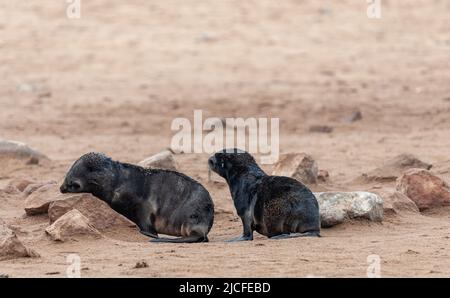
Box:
70;181;81;190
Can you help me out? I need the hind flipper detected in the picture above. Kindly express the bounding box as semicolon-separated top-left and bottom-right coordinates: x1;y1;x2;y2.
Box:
270;231;321;240
138;228;159;239
149;235;208;243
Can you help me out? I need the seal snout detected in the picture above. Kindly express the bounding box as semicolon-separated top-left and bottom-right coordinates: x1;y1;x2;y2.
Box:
60;183;68;193
60;180;82;193
208;156;216;169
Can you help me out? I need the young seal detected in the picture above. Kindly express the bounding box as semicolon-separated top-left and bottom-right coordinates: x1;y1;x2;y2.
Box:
208;149;320;241
60;152;214;243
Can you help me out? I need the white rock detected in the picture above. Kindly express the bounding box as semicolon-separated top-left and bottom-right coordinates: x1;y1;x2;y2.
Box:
315;192;383;227
138;150;178;171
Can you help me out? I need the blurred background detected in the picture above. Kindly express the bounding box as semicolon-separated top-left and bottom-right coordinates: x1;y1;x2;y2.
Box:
0;0;449;182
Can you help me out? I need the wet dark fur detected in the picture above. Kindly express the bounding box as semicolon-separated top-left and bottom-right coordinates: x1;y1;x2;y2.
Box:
60;152;214;243
209;149;320;241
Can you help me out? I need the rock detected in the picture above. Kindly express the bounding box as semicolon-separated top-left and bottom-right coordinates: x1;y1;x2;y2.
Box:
23;181;56;197
17;83;37;93
361;154;432;182
396;169;450;211
317;170;330;183
0;139;48;164
24;184;136;232
1;184;19;194
0;234;40;260
138;150;178;171
383;191;420;215
343;110;363;123
272;153;318;184
7;179;35;192
1;220;39;260
48;194;136;231
309;125;333;133
24;183;59;215
134;261;149;269
0;220;13;239
315;192;383;228
45;209;102;242
434;160;450;182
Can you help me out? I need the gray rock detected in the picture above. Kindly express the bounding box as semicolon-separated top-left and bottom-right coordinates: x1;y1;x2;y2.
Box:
138;150;178;171
315;191;384;228
342;110;363;123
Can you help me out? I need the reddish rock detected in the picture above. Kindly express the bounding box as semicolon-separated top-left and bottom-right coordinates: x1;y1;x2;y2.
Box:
24;183;59;215
45;209;102;242
48;194;135;231
272;153;318;184
396;169;450;211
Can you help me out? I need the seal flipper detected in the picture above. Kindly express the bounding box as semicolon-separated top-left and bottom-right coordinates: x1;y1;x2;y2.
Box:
269;231;321;240
149;235;208;243
138;228;159;239
226;234;253;242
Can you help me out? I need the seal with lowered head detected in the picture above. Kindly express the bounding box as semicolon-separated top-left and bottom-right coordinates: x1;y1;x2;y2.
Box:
208;149;320;241
60;152;214;243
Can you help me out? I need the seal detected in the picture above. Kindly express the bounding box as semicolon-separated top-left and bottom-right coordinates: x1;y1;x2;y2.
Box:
60;152;214;243
208;149;320;241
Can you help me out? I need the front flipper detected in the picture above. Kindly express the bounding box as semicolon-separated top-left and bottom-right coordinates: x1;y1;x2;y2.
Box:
228;210;254;242
226;234;253;242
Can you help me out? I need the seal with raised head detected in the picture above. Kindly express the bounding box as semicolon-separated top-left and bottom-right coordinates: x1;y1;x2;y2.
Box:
60;152;214;243
208;149;320;241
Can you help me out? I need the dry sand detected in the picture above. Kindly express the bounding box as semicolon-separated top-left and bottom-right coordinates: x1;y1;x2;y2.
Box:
0;1;449;277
